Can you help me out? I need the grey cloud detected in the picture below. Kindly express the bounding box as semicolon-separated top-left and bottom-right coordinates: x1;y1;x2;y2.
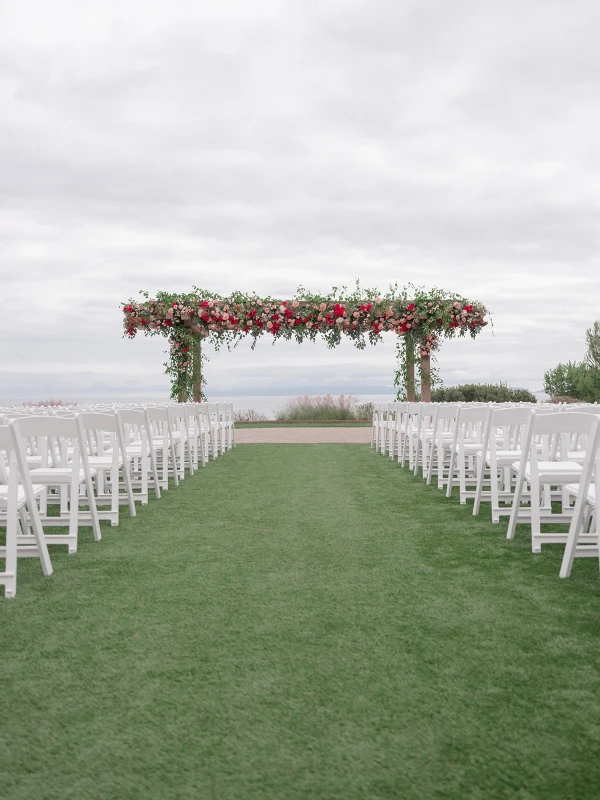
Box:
1;0;599;400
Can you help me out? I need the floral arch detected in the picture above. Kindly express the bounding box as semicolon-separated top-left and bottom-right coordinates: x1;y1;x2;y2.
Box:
122;284;488;402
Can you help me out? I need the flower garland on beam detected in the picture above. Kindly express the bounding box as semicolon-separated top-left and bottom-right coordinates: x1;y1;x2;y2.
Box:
122;285;488;401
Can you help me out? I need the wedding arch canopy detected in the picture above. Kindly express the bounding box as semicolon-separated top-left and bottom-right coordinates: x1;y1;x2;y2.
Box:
122;284;488;402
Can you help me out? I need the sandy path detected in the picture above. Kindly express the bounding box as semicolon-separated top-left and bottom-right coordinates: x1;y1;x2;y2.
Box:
235;427;372;443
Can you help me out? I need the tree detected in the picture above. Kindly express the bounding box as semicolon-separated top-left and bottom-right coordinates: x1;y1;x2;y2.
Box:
543;320;600;402
585;320;600;370
543;361;582;398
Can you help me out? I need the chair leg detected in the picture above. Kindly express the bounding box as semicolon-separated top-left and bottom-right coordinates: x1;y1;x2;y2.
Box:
530;480;542;553
2;486;18;598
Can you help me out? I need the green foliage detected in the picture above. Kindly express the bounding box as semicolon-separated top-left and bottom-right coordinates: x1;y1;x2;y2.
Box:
355;402;374;420
431;383;537;403
543;320;600;403
585;320;600;370
543;361;582;398
233;409;269;423
548;396;580;404
276;394;362;421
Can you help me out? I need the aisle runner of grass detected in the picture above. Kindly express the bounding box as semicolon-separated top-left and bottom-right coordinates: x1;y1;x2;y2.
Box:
2;445;600;800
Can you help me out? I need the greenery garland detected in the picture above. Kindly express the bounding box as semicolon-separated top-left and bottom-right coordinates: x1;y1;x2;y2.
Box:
122;283;488;400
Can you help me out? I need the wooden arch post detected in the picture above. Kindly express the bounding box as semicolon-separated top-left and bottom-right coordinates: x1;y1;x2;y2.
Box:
405;337;416;402
176;333;202;402
420;353;431;403
192;334;202;402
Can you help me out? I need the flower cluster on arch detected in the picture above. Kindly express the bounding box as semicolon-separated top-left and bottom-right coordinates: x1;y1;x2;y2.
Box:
124;286;486;346
122;285;488;399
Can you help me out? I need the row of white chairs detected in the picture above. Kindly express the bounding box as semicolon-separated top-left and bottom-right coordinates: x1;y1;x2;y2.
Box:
0;402;235;598
372;401;600;581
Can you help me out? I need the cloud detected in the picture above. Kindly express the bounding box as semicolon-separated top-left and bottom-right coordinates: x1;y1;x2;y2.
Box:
1;0;599;402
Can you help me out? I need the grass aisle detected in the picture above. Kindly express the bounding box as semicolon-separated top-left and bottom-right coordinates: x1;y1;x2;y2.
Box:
2;445;600;800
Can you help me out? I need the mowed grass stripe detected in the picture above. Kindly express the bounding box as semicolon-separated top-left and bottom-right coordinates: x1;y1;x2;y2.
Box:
1;444;600;800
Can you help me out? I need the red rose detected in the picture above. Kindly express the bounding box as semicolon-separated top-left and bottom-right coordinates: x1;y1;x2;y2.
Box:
407;303;415;312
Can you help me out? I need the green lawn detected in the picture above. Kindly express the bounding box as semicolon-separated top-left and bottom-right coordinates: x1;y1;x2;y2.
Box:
2;445;600;800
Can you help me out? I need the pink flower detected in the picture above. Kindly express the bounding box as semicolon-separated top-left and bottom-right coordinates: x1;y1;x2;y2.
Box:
292;300;299;308
453;301;460;308
319;303;327;311
267;321;273;329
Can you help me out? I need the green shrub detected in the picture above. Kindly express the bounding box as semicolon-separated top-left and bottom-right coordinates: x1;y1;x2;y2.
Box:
276;394;360;421
234;409;268;423
430;383;537;403
548;396;580;404
355;402;374;421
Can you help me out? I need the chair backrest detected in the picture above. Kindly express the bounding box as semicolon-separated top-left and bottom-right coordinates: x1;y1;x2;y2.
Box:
76;411;119;432
145;406;168;423
166;405;185;418
532;411;599;437
118;409;147;426
0;425;16;485
76;412;120;458
565;405;600;415
11;415;79;440
10;414;87;482
115;409;150;450
456;405;490;424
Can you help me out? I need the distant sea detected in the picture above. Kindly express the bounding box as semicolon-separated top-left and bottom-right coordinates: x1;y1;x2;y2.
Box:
0;394;397;418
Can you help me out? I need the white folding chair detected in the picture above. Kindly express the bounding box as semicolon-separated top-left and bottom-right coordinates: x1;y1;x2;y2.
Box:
371;403;381;450
204;403;222;459
473;407;535;522
118;409;162;502
0;425;53;597
11;416;101;554
226;402;235;449
413;404;435;477
184;403;207;469
145;407;179;490
389;402;408;463
507;412;593;552
425;404;459;488
77;412;136;525
559;416;600;577
446;405;490;502
166;405;193;478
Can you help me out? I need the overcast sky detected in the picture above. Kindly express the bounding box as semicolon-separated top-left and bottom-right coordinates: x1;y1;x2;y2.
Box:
1;0;599;401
